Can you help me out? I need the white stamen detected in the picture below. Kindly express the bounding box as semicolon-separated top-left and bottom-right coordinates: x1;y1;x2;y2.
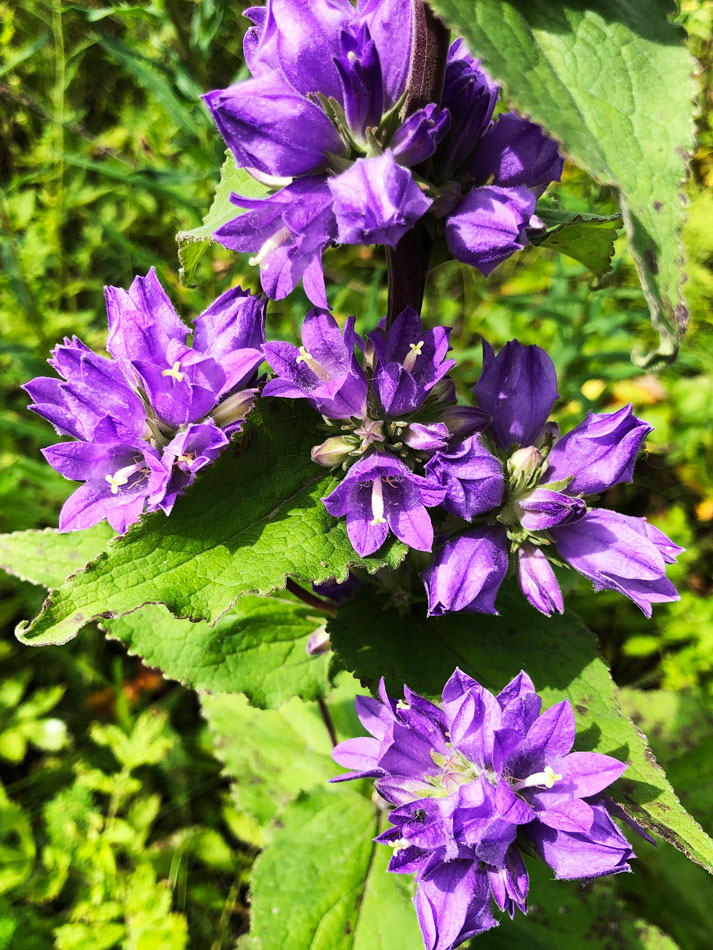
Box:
512;764;563;791
104;463;139;495
248;225;291;267
403;340;424;373
370;476;387;526
162;360;184;382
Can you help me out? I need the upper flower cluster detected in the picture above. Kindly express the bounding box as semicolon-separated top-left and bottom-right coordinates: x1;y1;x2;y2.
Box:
25;270;265;533
204;1;562;306
332;669;636;950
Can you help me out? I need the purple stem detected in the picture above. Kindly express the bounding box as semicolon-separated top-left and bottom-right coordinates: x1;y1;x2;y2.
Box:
386;2;450;326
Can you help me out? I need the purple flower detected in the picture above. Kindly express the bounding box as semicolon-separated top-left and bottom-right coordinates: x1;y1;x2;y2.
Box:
545;404;653;495
473;339;559;451
551;509;681;618
332;669;636;950
422;525;509;616
368;308;456;415
421;339;680;616
424;434;504;520
204;0;435;304
328;151;432;248
322;452;445;557
26;270;265;533
433;42;563;277
264;307;488;559
444;185;536;277
262;308;367;418
214;177;337;308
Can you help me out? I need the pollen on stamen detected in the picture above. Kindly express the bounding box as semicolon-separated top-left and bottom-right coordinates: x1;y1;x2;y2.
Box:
162;361;184;383
296;346;312;365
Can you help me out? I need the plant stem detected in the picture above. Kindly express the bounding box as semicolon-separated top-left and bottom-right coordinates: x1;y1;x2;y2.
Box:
285;577;337;617
318;697;339;748
386;2;450;327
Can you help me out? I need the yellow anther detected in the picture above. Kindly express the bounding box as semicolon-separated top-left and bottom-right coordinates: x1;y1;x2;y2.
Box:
162;361;184;383
105;471;129;495
296;346;312;364
177;454;194;465
543;765;563;788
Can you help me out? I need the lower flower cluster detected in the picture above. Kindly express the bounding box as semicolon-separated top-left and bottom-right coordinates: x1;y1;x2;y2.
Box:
332;669;637;950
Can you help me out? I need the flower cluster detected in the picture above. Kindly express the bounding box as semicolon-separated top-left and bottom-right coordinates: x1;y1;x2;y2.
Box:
25;270;265;533
263;306;489;556
423;340;683;618
204;1;562;306
332;669;636;949
264;320;681;615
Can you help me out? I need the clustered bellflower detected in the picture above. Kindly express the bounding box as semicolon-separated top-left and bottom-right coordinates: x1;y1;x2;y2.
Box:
204;0;562;306
422;340;683;618
25;269;265;533
332;668;637;949
262;306;491;556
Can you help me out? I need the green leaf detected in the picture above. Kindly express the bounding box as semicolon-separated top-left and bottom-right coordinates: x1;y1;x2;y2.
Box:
430;0;695;363
328;586;713;874
0;523;114;588
104;596;331;707
16;402;405;647
248;787;377;950
352;845;422;949
176;151;269;284
530;208;622;277
203;692;336;825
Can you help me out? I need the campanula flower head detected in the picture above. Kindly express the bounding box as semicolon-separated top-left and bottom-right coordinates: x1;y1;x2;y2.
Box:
205;0;446;306
204;5;561;305
25;269;266;533
422;339;682;617
262;307;489;556
332;668;635;950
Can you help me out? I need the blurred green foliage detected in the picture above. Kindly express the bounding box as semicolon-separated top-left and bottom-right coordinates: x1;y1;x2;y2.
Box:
2;0;713;945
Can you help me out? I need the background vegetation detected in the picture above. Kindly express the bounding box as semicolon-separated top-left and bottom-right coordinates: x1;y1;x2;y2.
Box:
1;0;712;946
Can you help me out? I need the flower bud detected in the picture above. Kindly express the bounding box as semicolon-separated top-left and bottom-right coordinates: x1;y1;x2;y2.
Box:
439;404;491;440
507;445;543;482
311;435;355;468
425;376;457;407
306;624;331;656
210;388;258;430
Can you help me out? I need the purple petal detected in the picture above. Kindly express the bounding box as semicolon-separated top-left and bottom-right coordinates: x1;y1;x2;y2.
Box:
524;700;576;759
445;185;535;276
527;802;634;880
332;736;382;772
329;152;432;248
557;751;628;798
425;433;504;520
536;798;595;834
357;0;413;108
518;487;586;531
471;112;563;193
546;404;653;495
203;73;342;178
